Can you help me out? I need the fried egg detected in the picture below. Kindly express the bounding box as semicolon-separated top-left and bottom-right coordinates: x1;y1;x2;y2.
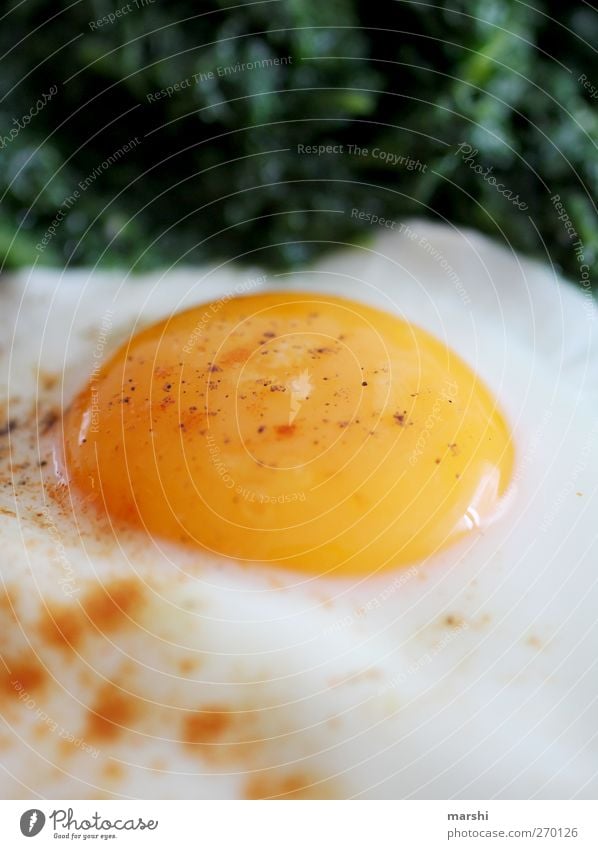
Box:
1;221;596;799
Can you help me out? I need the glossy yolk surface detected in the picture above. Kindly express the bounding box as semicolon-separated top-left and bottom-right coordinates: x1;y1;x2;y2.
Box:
64;292;514;575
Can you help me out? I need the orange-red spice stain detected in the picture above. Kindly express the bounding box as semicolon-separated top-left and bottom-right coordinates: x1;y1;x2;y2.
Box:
178;657;200;675
38;579;145;652
0;590;18;624
244;772;341;800
181;705;260;763
85;682;139;742
183;706;231;745
275;424;296;438
102;761;124;781
220;347;253;367
0;653;46;699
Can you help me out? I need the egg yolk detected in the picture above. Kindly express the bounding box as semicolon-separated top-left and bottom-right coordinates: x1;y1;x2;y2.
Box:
63;292;514;575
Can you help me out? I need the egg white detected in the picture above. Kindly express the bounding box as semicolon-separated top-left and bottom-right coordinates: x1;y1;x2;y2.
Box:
0;222;596;799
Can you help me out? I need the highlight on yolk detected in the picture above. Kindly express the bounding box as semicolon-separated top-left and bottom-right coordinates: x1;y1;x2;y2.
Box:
63;292;514;575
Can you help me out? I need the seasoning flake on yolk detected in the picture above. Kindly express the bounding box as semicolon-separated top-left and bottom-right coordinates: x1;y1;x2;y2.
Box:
63;293;514;575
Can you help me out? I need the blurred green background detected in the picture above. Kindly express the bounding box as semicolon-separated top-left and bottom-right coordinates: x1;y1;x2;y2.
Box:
1;0;597;281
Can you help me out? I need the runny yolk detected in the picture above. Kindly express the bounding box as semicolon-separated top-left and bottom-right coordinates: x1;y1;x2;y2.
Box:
63;292;514;575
